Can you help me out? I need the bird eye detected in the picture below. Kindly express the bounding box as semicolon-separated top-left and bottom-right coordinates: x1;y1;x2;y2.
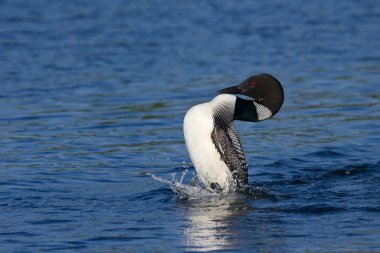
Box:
250;82;257;88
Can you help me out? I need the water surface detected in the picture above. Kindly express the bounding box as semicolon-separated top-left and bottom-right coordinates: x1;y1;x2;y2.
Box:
1;0;380;252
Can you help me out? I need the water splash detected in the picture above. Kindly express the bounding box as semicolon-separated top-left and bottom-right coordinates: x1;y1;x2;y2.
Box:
149;170;219;199
149;170;274;200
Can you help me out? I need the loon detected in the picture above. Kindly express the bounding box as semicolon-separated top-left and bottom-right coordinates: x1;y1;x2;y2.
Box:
183;73;284;191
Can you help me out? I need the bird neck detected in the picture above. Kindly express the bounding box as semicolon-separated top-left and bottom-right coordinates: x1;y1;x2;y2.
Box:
233;97;259;122
211;94;236;123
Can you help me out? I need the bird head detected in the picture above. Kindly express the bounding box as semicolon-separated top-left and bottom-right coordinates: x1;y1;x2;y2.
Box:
218;73;284;121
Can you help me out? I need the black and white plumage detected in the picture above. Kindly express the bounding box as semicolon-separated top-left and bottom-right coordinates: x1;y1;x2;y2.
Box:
184;74;284;191
212;104;248;188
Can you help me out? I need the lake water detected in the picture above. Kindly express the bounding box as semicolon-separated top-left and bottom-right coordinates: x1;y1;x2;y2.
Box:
1;0;379;252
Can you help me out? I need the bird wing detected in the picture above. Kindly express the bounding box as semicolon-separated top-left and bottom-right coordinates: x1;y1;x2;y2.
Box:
211;118;248;186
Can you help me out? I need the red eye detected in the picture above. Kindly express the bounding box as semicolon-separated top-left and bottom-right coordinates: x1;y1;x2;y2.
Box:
250;82;257;88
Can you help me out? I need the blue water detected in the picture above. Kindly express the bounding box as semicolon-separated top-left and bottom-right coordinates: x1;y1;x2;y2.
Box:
1;0;380;252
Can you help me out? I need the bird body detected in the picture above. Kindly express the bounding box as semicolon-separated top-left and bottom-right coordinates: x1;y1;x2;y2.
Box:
184;94;238;190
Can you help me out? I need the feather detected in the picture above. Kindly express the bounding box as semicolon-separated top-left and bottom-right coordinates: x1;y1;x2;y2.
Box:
211;108;248;187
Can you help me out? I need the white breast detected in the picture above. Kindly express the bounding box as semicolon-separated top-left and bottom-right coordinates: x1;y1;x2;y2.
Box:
183;95;236;191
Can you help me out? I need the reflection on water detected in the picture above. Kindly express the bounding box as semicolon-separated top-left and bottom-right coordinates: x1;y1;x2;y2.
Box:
181;184;283;252
183;195;252;251
151;172;260;251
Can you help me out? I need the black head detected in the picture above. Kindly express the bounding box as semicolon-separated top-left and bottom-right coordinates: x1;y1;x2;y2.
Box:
218;73;284;121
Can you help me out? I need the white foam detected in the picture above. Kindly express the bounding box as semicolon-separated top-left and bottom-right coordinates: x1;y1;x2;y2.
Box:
149;170;218;200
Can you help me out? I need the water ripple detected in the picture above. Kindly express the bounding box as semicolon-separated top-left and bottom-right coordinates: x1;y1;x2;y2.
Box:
1;0;380;252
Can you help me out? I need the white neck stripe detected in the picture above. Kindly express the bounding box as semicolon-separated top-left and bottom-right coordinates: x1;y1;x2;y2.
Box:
253;102;272;120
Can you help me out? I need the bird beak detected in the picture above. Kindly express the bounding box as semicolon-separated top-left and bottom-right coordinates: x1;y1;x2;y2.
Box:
217;85;241;95
218;82;261;102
